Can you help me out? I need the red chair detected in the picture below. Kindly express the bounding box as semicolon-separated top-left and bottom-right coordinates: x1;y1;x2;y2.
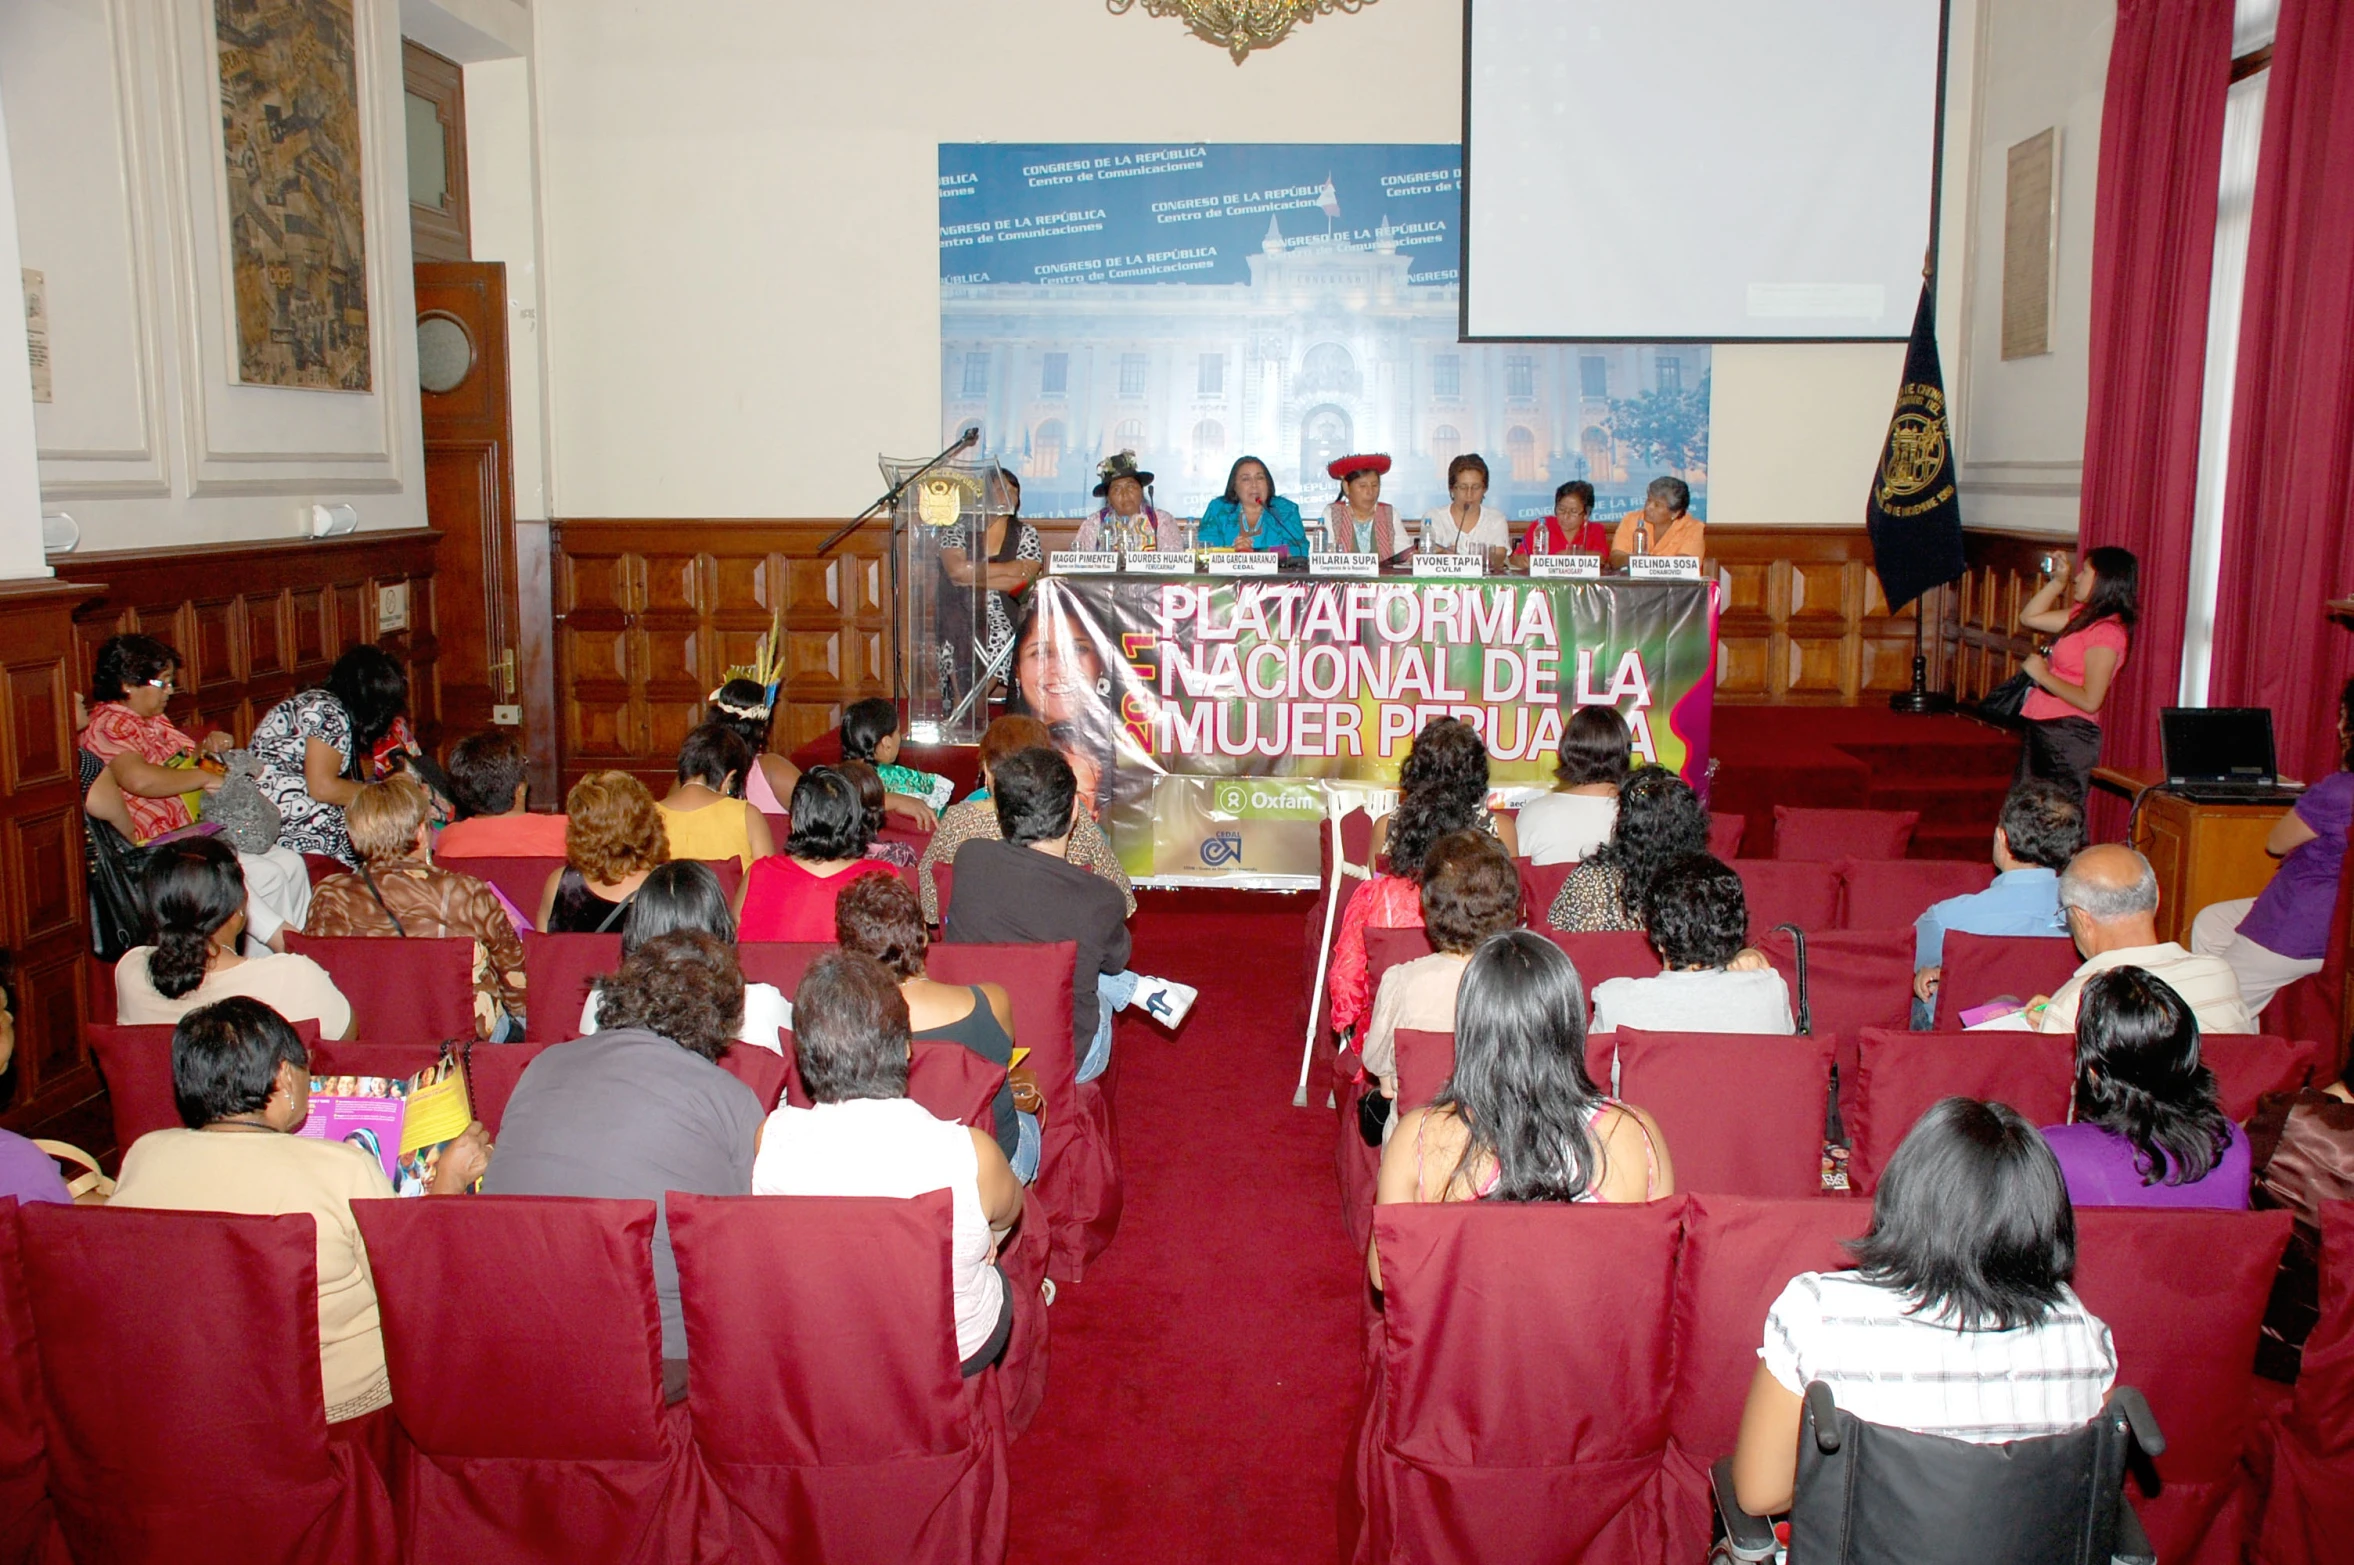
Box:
0;1203;57;1564
434;855;564;921
927;861;955;925
351;1197;714;1563
18;1205;397;1564
2072;1207;2292;1565
760;812;788;845
1759;928;1914;1042
1773;805;1918;861
2254;1201;2354;1565
1844;1028;2073;1194
1541;930;1659;1001
522;932;623;1042
1514;858;1577;926
1838;857;1995;932
308;1040;448;1085
717;1045;789;1113
735;942;831;998
301;853;346;889
284;933;478;1044
1364;926;1436;1003
1394;1028;1455;1115
698;859;745;904
88;1019;323;1151
1707;812;1746;859
1732;859;1842;935
2202;1033;2323;1121
1659;1195;1872;1559
928;942;1106;1281
669;1191;1009;1565
1615;1030;1834;1199
1352;1201;1680;1564
907;1043;1004;1131
460;1041;545;1136
1932;932;2084;1031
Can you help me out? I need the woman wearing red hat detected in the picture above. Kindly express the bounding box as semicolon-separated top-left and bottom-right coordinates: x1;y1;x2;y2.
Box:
1324;453;1405;559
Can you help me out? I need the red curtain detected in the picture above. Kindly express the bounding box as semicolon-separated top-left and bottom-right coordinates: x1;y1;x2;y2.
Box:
2077;0;2235;827
2207;0;2354;787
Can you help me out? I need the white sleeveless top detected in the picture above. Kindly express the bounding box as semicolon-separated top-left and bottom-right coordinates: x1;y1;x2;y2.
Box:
750;1097;1003;1362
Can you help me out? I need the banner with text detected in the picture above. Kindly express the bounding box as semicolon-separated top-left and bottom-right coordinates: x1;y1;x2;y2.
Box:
1005;577;1718;884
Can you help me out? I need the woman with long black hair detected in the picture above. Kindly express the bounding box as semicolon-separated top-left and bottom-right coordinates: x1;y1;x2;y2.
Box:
247;644;413;864
2040;966;2248;1208
2015;545;2139;805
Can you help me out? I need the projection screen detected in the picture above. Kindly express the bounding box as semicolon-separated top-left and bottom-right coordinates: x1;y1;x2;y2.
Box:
1463;0;1947;342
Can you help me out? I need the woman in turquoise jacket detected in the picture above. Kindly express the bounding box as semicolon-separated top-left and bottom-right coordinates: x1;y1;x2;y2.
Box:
1196;454;1310;559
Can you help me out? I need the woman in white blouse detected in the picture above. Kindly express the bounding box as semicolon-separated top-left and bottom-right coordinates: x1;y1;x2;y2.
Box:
1423;453;1511;560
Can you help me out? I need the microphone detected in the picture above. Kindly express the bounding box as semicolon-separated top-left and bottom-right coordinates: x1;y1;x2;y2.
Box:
957;422;982;449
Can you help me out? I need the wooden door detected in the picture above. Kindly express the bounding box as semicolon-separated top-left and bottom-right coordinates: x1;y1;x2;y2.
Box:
415;262;529;770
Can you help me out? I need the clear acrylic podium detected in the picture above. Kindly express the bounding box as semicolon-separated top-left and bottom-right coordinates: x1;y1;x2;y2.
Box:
891;453;1010;745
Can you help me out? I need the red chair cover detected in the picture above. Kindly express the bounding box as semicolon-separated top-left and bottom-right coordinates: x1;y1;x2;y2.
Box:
17;1205;396;1564
1354;1200;1681;1564
1615;1031;1835;1198
0;1204;57;1565
927;862;955;925
1759;928;1915;1042
88;1019;323;1151
1732;859;1842;935
1514;858;1577;926
927;943;1108;1281
433;855;563;920
696;859;745;903
1393;1029;1455;1115
301;853;346;889
522;931;623;1042
1336;1067;1381;1254
308;1040;448;1085
668;1191;1009;1565
717;1045;790;1113
1932;932;2085;1031
349;1197;719;1563
1772;805;1918;861
1364;926;1436;1002
2073;1207;2292;1565
284;933;478;1044
735;942;831;998
2202;1034;2324;1121
1659;1195;1872;1559
461;1040;544;1137
1844;1028;2073;1195
1837;857;1995;932
991;1187;1052;1439
1541;930;1660;1002
1706;812;1746;859
2254;1201;2354;1565
908;1043;1004;1131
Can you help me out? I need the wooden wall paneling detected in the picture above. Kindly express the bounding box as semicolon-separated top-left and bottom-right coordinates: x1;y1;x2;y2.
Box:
1937;530;2056;703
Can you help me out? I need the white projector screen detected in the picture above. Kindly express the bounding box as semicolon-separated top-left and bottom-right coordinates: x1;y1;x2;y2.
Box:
1464;0;1946;341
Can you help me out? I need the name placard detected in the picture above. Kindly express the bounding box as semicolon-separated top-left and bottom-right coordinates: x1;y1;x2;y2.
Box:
1124;551;1195;574
1628;555;1703;581
1049;551;1120;575
1528;553;1604;580
1309;552;1380;577
1206;551;1280;577
1411;553;1485;578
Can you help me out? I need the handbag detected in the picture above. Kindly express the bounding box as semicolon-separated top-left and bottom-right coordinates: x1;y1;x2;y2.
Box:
2246;1088;2354;1379
35;1140;113;1203
1978;667;2036;723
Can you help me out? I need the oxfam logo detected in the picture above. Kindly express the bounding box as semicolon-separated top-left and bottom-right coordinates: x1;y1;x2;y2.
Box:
1212;780;1321;819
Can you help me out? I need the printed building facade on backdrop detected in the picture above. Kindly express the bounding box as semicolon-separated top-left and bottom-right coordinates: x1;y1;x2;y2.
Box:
939;144;1710;524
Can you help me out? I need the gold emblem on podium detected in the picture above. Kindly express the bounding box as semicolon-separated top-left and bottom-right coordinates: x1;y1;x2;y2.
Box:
917;478;966;529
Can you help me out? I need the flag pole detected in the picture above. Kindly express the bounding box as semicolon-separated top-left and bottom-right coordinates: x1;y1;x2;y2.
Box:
1887;246;1956;715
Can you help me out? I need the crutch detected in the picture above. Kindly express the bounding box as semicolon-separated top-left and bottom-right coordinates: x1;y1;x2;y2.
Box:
1294;785;1396;1108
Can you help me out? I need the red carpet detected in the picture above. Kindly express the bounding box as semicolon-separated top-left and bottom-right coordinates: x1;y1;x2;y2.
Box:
1711;706;2020;860
1007;890;1364;1562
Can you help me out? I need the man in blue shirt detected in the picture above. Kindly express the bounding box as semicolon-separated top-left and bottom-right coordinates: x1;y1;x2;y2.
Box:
1912;779;2084;1027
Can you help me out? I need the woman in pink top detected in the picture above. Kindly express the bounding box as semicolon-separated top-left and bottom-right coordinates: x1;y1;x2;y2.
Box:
734;767;893;942
2016;546;2138;806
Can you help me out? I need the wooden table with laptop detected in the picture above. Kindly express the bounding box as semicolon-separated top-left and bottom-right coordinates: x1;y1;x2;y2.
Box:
2091;766;2293;945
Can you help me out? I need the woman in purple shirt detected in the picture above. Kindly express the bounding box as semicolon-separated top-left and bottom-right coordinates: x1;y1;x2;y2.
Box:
2190;679;2354;1015
2041;967;2248;1209
0;958;70;1208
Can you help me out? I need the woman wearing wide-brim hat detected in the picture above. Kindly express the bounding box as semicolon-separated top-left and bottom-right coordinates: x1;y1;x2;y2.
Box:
1324;453;1405;559
1074;451;1184;554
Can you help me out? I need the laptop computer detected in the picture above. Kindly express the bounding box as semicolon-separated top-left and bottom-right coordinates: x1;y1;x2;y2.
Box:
2159;707;2304;802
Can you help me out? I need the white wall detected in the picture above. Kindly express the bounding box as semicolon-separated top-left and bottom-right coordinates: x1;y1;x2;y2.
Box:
531;0;1990;525
1;0;427;554
0;78;51;580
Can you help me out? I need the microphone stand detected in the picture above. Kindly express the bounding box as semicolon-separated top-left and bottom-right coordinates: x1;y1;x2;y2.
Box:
820;430;979;708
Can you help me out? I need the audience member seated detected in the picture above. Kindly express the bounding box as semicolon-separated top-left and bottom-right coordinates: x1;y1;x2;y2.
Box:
581;861;790;1053
1362;831;1524;1123
2003;844;2255;1035
485;931;763;1401
1590;853;1795;1034
247;644;412;865
1729;1097;2117;1516
2189;677;2354;1015
0;957;73;1207
705;677;803;817
840;696;948;828
1514;705;1630;867
752;951;1023;1376
2041;967;2249;1209
735;768;896;942
1371;932;1672;1287
77;632;231;844
537;771;671;934
1912;778;2082;1027
433;728;568;858
1333;717;1510;1041
1548;765;1710;932
655;722;773;872
117;838;353;1038
918;714;1133;924
943;746;1194;1083
836;874;1034;1178
111;997;490;1422
303;777;527;1041
837;759;918;869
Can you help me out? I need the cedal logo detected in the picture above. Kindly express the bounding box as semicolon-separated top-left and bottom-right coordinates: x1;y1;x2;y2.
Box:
1199;831;1244;867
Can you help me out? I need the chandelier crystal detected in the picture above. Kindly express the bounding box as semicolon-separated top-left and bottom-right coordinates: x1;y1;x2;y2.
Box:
1105;0;1377;65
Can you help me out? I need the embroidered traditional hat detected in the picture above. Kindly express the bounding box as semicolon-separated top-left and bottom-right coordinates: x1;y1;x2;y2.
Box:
1326;453;1393;481
1093;450;1156;497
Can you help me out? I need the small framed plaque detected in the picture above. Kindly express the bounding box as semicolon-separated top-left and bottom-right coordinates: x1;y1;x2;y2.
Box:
1627;555;1703;581
1125;551;1196;574
1207;552;1280;577
1310;552;1380;577
1411;554;1485;578
1049;551;1121;574
1529;553;1603;580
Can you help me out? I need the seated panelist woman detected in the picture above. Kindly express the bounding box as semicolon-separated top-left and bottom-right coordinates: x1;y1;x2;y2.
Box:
1324;453;1405;559
1197;455;1309;558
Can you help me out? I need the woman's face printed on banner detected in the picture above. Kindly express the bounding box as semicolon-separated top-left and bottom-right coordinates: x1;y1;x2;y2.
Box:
1017;614;1106;727
1106;476;1144;516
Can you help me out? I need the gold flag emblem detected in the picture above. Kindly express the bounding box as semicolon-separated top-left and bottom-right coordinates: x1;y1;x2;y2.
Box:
1878;410;1946;501
917;477;966;529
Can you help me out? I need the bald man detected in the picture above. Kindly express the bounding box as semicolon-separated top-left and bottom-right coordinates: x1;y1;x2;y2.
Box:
2026;844;2254;1035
